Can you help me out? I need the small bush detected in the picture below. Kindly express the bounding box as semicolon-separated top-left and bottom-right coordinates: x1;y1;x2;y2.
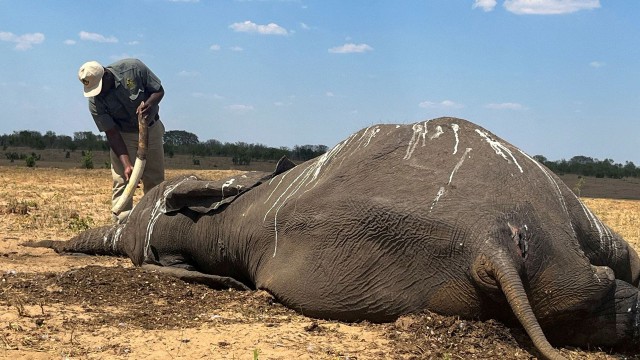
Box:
25;155;37;167
68;213;93;231
81;150;94;169
5;152;19;162
4;199;37;215
573;176;586;197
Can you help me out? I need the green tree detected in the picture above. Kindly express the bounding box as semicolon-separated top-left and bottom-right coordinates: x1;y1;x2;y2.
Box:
25;154;37;167
81;150;94;169
164;130;199;146
74;131;104;151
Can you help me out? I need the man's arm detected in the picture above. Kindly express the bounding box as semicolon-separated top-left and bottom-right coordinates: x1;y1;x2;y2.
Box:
105;127;133;180
136;86;164;120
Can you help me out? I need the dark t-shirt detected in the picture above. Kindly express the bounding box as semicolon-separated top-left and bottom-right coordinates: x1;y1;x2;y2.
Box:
88;58;162;133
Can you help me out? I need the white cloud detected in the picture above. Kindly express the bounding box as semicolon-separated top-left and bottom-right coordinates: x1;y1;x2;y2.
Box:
229;21;288;35
589;61;605;68
328;43;373;54
128;41;140;45
79;31;118;43
168;0;199;2
230;46;244;52
64;39;76;45
485;102;525;110
473;0;497;12
419;100;464;109
503;0;600;15
109;53;133;61
210;44;221;51
178;70;200;77
192;92;223;100
300;22;310;30
226;104;254;112
326;91;335;97
0;31;45;50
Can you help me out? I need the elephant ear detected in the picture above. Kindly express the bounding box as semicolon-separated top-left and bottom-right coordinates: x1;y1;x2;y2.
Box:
164;157;297;214
164;172;269;213
270;156;297;178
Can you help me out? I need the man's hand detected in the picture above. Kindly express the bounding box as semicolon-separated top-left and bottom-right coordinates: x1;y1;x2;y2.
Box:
136;100;151;118
122;158;134;181
136;87;164;121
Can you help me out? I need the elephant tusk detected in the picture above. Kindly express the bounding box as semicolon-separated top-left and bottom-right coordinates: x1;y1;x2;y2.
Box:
111;102;149;215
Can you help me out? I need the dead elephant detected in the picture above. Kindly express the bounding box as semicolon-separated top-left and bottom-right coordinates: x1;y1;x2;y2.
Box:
25;117;640;360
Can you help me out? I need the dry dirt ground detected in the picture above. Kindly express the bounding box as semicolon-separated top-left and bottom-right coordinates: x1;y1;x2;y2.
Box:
1;166;639;360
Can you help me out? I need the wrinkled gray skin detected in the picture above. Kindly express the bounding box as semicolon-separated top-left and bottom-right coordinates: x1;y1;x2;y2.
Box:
26;117;640;360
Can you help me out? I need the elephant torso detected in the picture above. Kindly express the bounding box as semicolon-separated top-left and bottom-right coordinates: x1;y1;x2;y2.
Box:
128;117;632;323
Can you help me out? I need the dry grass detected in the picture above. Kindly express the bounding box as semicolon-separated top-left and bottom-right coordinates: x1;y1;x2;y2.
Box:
0;167;245;240
582;197;640;250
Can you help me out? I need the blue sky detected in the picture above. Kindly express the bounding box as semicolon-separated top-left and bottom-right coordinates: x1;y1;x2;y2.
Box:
1;0;638;163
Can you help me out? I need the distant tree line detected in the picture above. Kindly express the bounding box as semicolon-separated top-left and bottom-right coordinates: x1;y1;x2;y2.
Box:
0;129;328;165
533;155;640;179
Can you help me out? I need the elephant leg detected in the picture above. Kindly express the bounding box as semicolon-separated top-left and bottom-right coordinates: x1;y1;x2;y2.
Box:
544;279;640;349
141;264;250;291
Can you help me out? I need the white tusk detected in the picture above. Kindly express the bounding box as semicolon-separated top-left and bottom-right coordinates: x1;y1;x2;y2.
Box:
111;101;149;215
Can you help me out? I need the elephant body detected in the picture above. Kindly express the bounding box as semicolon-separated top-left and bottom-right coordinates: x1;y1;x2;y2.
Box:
28;117;640;359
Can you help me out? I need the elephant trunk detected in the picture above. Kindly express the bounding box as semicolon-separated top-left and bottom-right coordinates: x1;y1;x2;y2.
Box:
22;225;126;256
491;258;567;360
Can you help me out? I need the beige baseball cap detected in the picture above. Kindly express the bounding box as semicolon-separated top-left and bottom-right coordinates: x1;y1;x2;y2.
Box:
78;61;104;97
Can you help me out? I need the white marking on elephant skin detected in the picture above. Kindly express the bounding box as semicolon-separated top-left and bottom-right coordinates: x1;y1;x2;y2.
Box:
451;124;460;154
518;150;576;237
430;187;446;211
263;137;351;257
221;178;235;198
429;148;473;212
448;148;472;185
266;172;288;200
577;199;614;251
348;126;381;159
337;132;360;168
109;225;124;251
404;122;428;160
144;176;197;261
363;126;380;147
476;129;523;173
430;125;444;140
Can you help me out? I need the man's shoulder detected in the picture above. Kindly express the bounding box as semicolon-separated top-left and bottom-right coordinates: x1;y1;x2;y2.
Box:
107;58;146;72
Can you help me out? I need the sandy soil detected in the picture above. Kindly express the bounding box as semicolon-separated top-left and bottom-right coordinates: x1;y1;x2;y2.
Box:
1;166;639;359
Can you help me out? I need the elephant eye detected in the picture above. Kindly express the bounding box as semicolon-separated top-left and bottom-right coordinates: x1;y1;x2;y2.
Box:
518;233;529;260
